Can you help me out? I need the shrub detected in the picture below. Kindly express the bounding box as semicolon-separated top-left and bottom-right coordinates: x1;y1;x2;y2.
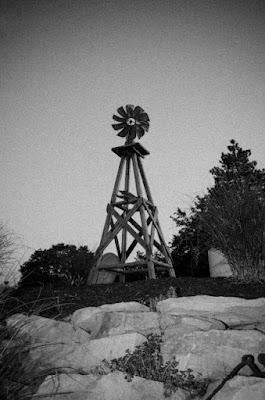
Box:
198;178;265;282
19;243;94;287
171;140;265;281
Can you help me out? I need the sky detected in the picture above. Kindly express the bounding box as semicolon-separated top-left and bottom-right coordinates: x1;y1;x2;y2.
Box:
1;0;265;283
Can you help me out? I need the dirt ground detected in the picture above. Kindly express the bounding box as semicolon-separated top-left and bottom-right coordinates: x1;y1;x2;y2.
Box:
3;276;265;321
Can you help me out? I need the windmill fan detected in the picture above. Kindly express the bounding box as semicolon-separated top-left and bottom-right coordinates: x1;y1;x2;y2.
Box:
112;105;150;144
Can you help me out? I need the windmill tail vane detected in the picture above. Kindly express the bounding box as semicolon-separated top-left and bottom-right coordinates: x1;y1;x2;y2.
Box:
112;104;150;144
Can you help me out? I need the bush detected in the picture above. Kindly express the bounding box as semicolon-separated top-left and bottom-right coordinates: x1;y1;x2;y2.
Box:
19;243;94;287
171;140;265;281
198;178;265;282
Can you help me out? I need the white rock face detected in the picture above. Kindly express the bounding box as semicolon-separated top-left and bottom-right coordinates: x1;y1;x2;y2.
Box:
73;310;160;339
156;296;265;327
72;302;149;326
26;332;147;373
161;329;265;379
4;296;265;400
203;376;265;400
33;371;167;400
99;302;150;312
6;314;90;344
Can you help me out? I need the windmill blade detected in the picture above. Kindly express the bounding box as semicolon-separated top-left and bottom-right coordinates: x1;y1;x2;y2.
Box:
139;121;149;131
125;104;134;117
112;122;126;131
132;106;144;118
112;104;150;143
117;106;127;118
113;114;125;123
138;112;150;122
117;125;130;137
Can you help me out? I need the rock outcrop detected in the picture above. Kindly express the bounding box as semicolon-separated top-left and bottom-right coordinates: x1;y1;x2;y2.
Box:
4;295;265;400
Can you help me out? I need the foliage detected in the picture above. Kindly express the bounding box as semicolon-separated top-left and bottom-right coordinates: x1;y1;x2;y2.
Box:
171;140;265;280
92;333;210;398
197;177;265;281
141;285;179;311
0;286;68;399
19;243;94;287
0;221;18;286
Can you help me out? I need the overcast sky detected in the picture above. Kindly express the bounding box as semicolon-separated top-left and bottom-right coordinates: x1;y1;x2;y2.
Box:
1;0;265;283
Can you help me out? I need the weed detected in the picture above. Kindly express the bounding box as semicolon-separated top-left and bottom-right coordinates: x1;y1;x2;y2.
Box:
61;272;85;287
141;285;179;311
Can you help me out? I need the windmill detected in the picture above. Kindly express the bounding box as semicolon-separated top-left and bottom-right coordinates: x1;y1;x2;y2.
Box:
87;105;176;284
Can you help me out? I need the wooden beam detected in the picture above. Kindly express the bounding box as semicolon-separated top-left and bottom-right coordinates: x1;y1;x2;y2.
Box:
95;199;142;256
143;198;172;260
153;260;173;268
132;153;156;279
121;156;131;264
137;156;154;203
110;205;148;250
110;217;121;260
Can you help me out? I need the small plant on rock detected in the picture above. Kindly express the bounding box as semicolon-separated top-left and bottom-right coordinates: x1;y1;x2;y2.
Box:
144;285;179;311
94;333;210;398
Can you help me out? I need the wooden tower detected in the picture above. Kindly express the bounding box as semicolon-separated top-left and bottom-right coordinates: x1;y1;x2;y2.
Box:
87;105;176;284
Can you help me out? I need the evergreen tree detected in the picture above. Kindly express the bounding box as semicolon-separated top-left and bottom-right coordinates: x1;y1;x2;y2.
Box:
171;140;265;279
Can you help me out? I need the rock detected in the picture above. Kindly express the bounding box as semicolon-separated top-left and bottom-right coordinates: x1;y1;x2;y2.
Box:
180;316;226;331
256;323;265;334
33;371;167;400
72;302;149;326
73;310;160;339
26;332;147;374
99;301;150;312
96;253;119;284
203;376;265;400
163;323;204;343
6;314;90;344
4;295;265;400
71;302;157;339
161;329;265;379
157;296;265;327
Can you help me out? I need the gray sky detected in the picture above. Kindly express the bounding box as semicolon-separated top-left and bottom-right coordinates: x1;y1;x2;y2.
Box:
1;0;265;282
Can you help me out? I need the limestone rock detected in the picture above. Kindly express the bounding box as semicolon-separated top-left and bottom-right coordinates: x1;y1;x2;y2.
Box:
72;302;149;325
161;329;265;379
157;296;265;327
27;332;147;374
33;371;165;400
73;310;160;339
163;323;205;343
6;314;90;344
180;316;226;331
203;376;265;400
99;302;149;312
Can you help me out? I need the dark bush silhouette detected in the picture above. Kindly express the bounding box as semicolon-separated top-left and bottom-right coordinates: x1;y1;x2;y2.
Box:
19;243;94;287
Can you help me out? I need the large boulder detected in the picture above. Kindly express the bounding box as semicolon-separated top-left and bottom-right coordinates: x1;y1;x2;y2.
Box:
157;296;265;327
161;329;265;379
6;314;90;344
203;376;265;400
72;310;160;339
71;302;157;339
26;332;147;374
71;302;149;326
33;371;191;400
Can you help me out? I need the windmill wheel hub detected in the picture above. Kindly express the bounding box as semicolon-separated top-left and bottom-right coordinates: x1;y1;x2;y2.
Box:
126;117;136;126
